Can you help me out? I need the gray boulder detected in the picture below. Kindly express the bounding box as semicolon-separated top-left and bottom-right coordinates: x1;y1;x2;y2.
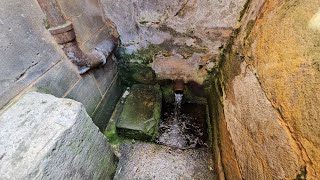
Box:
0;92;117;180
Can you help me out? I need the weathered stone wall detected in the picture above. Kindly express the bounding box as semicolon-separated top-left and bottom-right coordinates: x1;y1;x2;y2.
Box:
211;0;320;179
57;0;118;55
0;0;123;131
101;0;247;84
0;92;117;179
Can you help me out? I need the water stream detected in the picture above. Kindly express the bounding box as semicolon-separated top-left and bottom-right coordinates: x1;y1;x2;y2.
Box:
156;93;208;149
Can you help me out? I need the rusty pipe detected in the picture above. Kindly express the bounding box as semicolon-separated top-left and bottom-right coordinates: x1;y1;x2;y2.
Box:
174;79;185;94
36;0;65;27
37;0;106;74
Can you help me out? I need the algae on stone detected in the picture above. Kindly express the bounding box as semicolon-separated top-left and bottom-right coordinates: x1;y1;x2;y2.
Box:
116;84;162;141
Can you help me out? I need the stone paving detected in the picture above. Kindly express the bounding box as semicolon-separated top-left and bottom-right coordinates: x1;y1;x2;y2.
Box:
114;142;216;180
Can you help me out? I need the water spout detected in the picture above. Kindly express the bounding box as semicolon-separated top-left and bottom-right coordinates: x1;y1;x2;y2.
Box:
174;79;185;94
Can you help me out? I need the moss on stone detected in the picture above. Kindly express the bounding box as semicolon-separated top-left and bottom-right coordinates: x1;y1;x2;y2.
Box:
115;45;164;86
239;0;252;21
116;84;162;141
295;167;307;180
161;82;207;104
115;25;208;86
245;20;255;39
103;99;128;145
161;84;175;103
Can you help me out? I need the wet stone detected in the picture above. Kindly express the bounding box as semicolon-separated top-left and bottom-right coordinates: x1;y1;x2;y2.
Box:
116;84;162;141
156;102;209;149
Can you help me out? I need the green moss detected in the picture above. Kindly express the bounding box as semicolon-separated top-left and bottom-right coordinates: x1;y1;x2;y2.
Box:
103;101;127;145
42;18;50;29
295;167;307;180
116;44;165;66
205;104;213;148
152;85;162;139
104;123;126;145
239;0;252;21
245;20;255;39
115;84;162;141
115;45;165;86
161;84;175;103
115;25;208;86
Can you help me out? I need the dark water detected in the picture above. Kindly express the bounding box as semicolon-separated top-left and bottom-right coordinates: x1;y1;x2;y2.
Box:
155;94;208;149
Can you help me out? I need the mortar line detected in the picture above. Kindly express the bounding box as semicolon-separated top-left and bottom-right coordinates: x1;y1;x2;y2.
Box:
0;57;63;114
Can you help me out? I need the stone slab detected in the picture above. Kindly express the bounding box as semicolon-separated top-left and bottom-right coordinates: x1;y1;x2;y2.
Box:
92;55;118;95
65;73;102;116
92;75;124;131
0;92;117;180
116;84;162;141
0;0;64;109
34;59;80;97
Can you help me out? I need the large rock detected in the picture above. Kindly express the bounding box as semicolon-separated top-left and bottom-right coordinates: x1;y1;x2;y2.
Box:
0;92;117;180
116;84;162;141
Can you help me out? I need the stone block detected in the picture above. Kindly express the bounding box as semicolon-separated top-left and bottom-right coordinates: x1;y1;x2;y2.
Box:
0;92;117;179
116;84;162;141
34;60;80;97
65;74;102;116
92;55;118;95
92;75;124;131
0;0;63;109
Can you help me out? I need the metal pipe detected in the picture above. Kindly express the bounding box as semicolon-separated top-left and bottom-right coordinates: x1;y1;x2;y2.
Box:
36;0;107;74
174;79;185;94
36;0;65;27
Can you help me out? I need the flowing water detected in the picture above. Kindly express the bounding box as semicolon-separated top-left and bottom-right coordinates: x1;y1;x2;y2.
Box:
155;93;208;149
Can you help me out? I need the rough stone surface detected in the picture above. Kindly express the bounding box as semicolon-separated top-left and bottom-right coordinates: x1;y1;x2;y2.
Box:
100;0;245;51
116;84;162;140
246;1;320;178
224;62;302;179
211;0;320;179
151;53;208;84
207;83;241;180
101;0;246;83
0;92;117;180
114;142;216;180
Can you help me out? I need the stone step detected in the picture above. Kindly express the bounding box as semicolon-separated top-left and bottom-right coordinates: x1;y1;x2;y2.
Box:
116;84;162;141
